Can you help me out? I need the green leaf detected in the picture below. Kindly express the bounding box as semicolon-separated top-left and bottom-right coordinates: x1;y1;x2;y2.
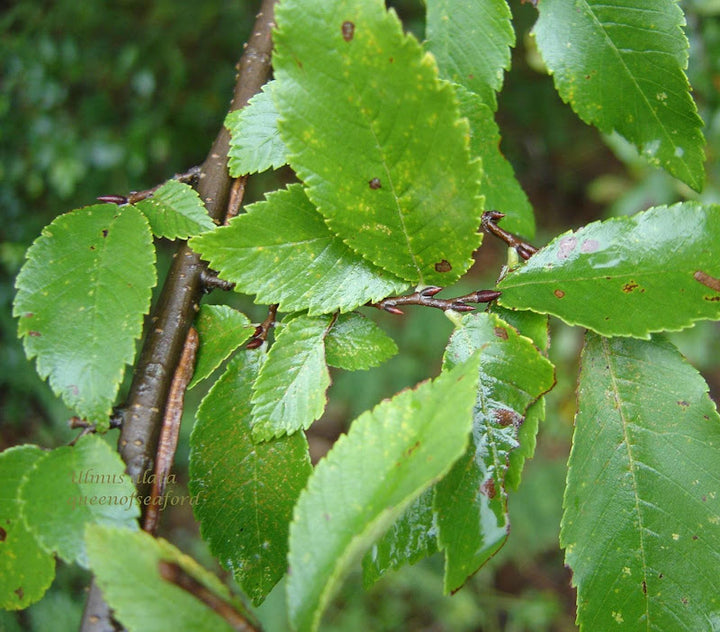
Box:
86;525;251;632
490;306;550;491
563;334;720;630
425;0;514;110
13;204;156;425
189;349;312;605
190;185;407;315
533;0;705;191
133;180;216;239
20;435;140;567
361;489;437;587
456;86;535;238
226;81;288;175
287;353;481;632
188;305;254;389
437;312;555;593
498;202;720;338
325;312;398;371
250;314;331;441
0;446;55;610
273;0;483;285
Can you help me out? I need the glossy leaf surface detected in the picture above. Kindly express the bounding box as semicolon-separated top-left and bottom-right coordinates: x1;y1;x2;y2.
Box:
250;314;331;441
86;526;247;632
190;350;311;605
190;185;406;315
287;354;481;632
273;0;483;284
226;80;288;175
188;305;253;389
534;0;705;190
325;312;398;371
563;334;720;630
426;0;514;110
14;204;156;425
437;312;554;592
0;446;55;610
498;203;720;338
133;180;215;240
20;435;139;568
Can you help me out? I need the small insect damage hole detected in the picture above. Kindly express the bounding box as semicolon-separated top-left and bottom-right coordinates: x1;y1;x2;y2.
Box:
341;21;355;41
434;260;452;273
368;177;381;189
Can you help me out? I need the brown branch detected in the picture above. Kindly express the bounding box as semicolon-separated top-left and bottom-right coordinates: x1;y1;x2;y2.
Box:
481;211;538;260
246;304;278;349
369;286;502;315
96;166;202;205
80;2;277;631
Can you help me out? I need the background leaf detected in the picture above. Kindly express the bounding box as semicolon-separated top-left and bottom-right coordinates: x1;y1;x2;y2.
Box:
13;204;156;425
563;333;720;630
456;86;535;238
533;0;705;190
0;446;55;610
188;305;254;389
437;312;555;593
273;0;483;285
250;314;332;441
425;0;514;111
287;354;480;632
20;434;139;568
325;312;398;371
190;349;312;605
498;202;720;338
133;180;215;240
86;526;250;632
190;185;407;315
226;80;288;175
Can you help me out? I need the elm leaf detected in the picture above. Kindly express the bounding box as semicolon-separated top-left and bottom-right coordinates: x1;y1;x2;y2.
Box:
325;312;398;371
287;353;481;632
273;0;483;284
563;334;720;630
498;202;720;338
190;350;311;605
13;204;156;426
534;0;705;190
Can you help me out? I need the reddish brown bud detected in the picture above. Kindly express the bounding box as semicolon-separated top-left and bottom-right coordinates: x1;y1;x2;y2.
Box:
517;243;538;260
246;338;263;349
449;303;476;312
473;289;502;303
97;195;128;205
383;305;404;315
420;286;443;297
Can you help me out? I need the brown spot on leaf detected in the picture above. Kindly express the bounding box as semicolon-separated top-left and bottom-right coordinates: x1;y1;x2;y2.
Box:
581;239;599;253
102;229;109;238
682;597;689;606
480;478;497;499
406;440;420;456
368;177;381;189
494;327;508;340
90;245;96;250
557;235;577;260
435;260;452;273
0;526;6;541
554;289;565;298
694;270;720;292
693;535;698;540
341;21;355;41
641;581;647;595
704;296;720;302
623;281;639;293
28;331;41;337
23;313;34;318
14;587;24;601
678;400;689;409
495;408;523;427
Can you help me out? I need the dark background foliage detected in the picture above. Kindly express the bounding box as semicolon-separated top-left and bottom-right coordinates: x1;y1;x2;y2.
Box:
2;1;719;630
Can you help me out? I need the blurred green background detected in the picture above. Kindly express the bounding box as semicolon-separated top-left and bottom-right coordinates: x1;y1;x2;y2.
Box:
2;1;720;630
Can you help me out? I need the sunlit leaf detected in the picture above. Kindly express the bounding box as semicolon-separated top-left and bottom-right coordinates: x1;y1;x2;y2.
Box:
250;314;332;441
563;334;720;630
226;80;288;175
534;0;705;190
190;185;407;315
133;180;215;239
273;0;483;284
498;202;720;338
190;350;311;605
287;354;481;632
13;204;156;426
325;312;398;371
